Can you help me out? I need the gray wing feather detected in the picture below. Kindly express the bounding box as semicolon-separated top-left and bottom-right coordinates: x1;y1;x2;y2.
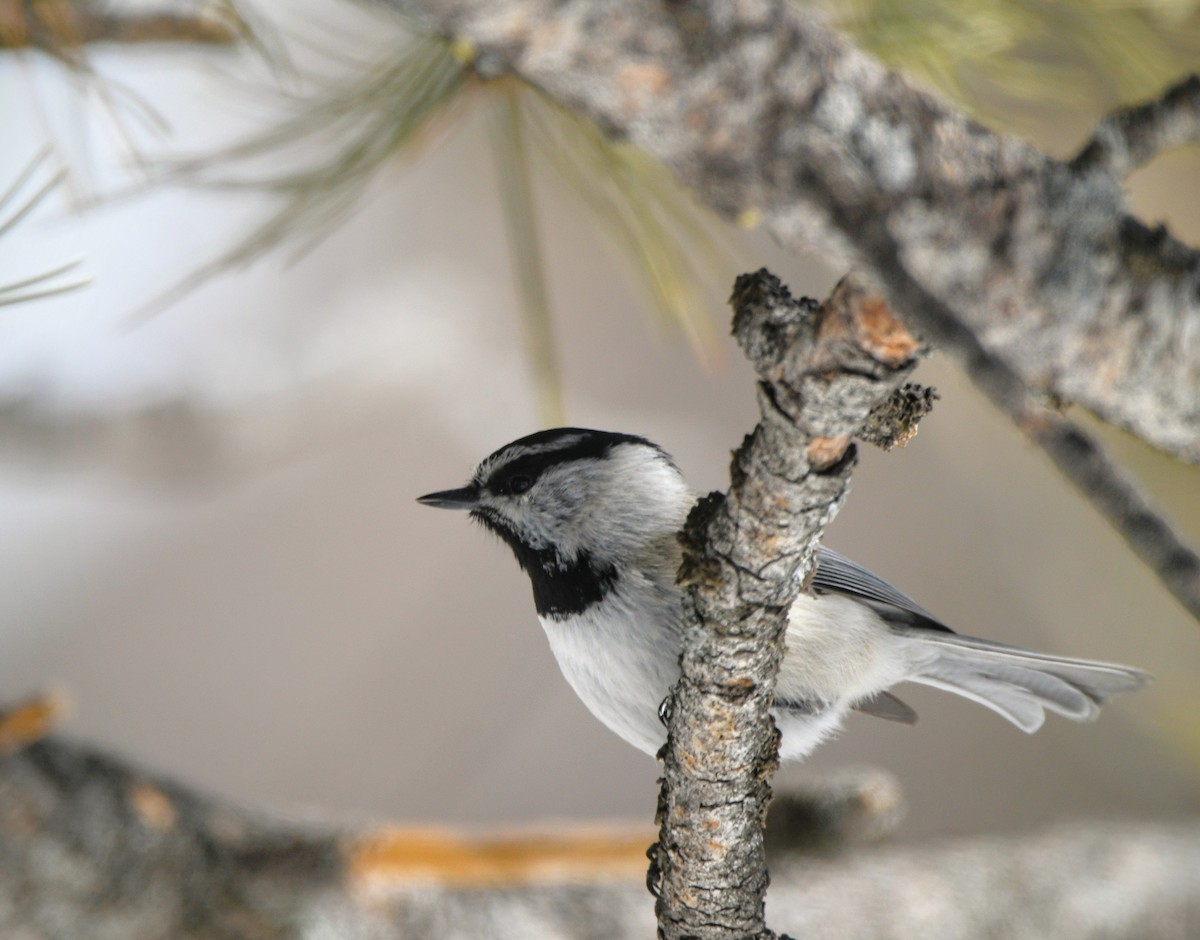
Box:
806;547;1150;733
812;547;950;630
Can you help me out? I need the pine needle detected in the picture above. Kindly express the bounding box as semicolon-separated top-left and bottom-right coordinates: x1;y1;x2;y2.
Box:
489;85;565;425
519;87;738;367
812;0;1200;123
135;30;468;322
0;150;90;307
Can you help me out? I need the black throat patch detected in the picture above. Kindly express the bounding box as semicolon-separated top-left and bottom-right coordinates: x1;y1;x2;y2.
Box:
473;509;618;618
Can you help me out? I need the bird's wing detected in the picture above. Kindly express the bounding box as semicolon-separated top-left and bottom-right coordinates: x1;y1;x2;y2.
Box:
810;546;954;633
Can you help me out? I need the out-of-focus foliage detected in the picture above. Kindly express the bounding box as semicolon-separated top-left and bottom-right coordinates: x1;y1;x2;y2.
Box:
1;1;247;194
162;31;469;285
489;84;563;423
487;79;734;420
816;0;1200;124
157;12;736;420
0;149;88;307
515;86;730;364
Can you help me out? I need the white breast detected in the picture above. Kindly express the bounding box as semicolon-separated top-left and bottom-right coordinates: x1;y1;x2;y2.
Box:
538;571;682;756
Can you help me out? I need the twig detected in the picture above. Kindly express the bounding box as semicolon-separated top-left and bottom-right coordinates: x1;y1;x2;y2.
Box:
0;4;239;54
1027;413;1200;621
653;269;926;940
859;383;938;450
1071;73;1200;177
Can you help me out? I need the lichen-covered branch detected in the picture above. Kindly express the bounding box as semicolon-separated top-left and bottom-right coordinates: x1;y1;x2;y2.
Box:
652;270;926;939
399;0;1200;467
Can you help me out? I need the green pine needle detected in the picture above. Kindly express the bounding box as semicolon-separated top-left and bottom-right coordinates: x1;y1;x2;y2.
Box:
489;84;565;425
812;0;1200;123
140;30;468;319
155;13;740;414
0;149;90;308
518;86;737;366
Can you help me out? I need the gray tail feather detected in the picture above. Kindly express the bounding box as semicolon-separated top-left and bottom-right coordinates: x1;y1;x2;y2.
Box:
905;632;1151;733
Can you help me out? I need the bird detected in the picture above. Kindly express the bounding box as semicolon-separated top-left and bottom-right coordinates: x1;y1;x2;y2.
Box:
418;427;1150;762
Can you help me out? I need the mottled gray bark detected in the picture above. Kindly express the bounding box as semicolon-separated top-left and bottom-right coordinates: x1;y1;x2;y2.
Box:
4;731;1200;939
399;0;1200;465
650;270;925;939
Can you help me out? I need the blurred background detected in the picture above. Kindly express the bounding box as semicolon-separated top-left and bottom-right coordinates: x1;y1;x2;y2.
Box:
1;0;1198;842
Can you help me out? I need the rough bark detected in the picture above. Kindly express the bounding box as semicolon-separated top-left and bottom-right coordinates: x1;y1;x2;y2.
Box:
399;0;1200;467
4;729;1200;939
1072;74;1200;178
652;270;925;939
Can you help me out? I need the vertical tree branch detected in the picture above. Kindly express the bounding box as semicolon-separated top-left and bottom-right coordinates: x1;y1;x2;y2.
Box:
653;270;928;939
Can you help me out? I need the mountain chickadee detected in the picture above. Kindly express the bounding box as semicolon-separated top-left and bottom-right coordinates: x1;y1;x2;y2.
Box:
419;428;1149;761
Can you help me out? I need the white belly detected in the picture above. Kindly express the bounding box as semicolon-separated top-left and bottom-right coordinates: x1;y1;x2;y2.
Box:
539;576;681;756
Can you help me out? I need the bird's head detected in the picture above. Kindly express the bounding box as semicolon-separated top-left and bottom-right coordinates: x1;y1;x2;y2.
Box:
418;428;690;615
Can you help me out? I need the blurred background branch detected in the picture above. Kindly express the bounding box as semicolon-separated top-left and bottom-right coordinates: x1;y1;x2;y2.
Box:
5;0;1198;436
2;715;1198;939
0;0;242;55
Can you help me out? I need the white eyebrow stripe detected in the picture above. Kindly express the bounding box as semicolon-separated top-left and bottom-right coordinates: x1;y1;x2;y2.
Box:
474;434;590;479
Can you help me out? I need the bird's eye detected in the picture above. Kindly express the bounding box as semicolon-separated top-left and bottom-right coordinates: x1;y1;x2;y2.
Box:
507;474;533;495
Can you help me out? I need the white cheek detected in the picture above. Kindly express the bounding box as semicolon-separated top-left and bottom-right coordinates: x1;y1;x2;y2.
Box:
580;452;691;559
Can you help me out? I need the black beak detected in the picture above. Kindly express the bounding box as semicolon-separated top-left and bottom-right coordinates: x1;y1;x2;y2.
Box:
416;485;480;511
